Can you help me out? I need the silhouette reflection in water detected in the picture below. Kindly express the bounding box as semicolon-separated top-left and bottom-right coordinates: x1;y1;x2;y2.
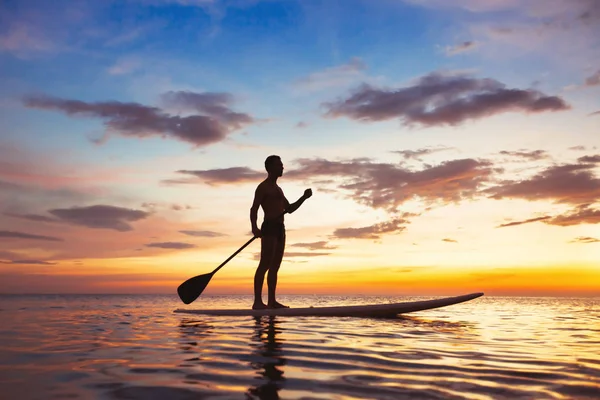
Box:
247;316;286;399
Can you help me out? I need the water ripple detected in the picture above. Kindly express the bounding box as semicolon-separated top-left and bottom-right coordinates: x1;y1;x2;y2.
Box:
0;294;598;399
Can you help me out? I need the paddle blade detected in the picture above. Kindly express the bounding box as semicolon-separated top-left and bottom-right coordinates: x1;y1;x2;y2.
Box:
177;272;213;304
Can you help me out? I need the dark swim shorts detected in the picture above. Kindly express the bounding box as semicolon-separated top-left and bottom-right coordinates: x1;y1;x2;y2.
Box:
261;220;285;239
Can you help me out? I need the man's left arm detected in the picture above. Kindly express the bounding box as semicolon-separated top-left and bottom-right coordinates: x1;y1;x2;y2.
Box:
285;188;312;214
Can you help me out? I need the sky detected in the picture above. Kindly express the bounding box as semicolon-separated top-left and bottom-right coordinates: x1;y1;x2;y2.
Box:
0;0;599;297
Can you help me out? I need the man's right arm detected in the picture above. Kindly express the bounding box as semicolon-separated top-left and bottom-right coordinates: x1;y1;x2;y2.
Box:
250;185;263;237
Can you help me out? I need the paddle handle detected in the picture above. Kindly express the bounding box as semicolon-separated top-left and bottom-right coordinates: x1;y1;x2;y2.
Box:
212;236;257;275
211;210;287;275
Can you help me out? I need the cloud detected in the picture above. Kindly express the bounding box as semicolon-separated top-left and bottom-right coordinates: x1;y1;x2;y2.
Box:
0;180;22;191
392;147;453;160
547;205;600;226
108;57;141;75
406;0;600;76
168;167;264;185
0;20;57;57
323;72;569;127
160;91;254;129
292;57;367;93
403;0;519;13
48;205;150;232
569;236;600;243
282;251;331;258
577;155;600;163
145;242;197;249
585;69;600;86
252;251;330;260
591;110;600;116
179;230;226;237
499;205;600;228
445;41;479;56
189;157;497;211
286;157;497;210
296;121;308;128
496;216;551;228
499;150;549;161
0;250;20;260
137;0;215;6
442;238;458;243
0;260;56;265
4;212;58;223
0;230;63;242
488;163;600;205
291;241;337;250
171;204;192;211
23;92;254;147
569;146;587;151
332;217;409;240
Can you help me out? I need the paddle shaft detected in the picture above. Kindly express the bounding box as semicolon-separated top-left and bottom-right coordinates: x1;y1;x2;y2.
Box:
211;210;287;276
211;236;257;275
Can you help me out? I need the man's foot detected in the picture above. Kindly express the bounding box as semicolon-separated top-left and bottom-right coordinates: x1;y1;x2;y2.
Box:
252;302;268;310
268;301;289;309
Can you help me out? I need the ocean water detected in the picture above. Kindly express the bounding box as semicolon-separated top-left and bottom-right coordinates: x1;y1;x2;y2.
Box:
0;294;598;400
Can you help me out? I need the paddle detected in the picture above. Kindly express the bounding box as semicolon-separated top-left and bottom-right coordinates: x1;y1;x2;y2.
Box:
177;210;287;305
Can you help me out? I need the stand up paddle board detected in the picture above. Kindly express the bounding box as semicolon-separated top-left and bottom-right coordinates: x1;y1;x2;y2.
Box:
174;292;483;317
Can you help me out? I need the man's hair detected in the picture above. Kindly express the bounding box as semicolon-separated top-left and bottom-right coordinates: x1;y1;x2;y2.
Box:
265;155;280;172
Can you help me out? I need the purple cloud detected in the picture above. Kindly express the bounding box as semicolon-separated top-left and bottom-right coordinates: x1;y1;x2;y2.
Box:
0;260;56;265
445;41;479;56
323;72;569;126
569;236;600;243
179;230;226;237
23;92;254;147
145;242;197;249
0;230;63;242
393;147;453;160
496;216;552;228
170;167;264;185
288;157;497;210
585;69;600;86
499;150;549;161
291;241;337;250
4;212;58;223
547;205;600;226
332;217;409;240
488;163;600;205
48;205;150;232
160;91;254;129
578;155;600;163
178;157;497;211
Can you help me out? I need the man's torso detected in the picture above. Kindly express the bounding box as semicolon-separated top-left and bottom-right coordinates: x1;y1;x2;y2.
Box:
260;181;286;222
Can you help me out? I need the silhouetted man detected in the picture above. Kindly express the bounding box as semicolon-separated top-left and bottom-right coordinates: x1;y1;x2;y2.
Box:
250;155;312;309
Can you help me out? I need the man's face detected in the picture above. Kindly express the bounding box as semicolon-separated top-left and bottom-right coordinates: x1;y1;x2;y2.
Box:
274;159;284;176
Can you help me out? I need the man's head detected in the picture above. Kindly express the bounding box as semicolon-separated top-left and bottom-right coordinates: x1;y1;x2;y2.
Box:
265;155;284;177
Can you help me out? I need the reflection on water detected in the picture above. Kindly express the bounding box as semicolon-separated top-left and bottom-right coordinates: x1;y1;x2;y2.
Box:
248;316;285;399
0;294;598;399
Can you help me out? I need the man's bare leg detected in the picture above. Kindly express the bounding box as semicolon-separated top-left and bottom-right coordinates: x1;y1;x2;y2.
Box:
253;236;276;310
267;233;288;309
